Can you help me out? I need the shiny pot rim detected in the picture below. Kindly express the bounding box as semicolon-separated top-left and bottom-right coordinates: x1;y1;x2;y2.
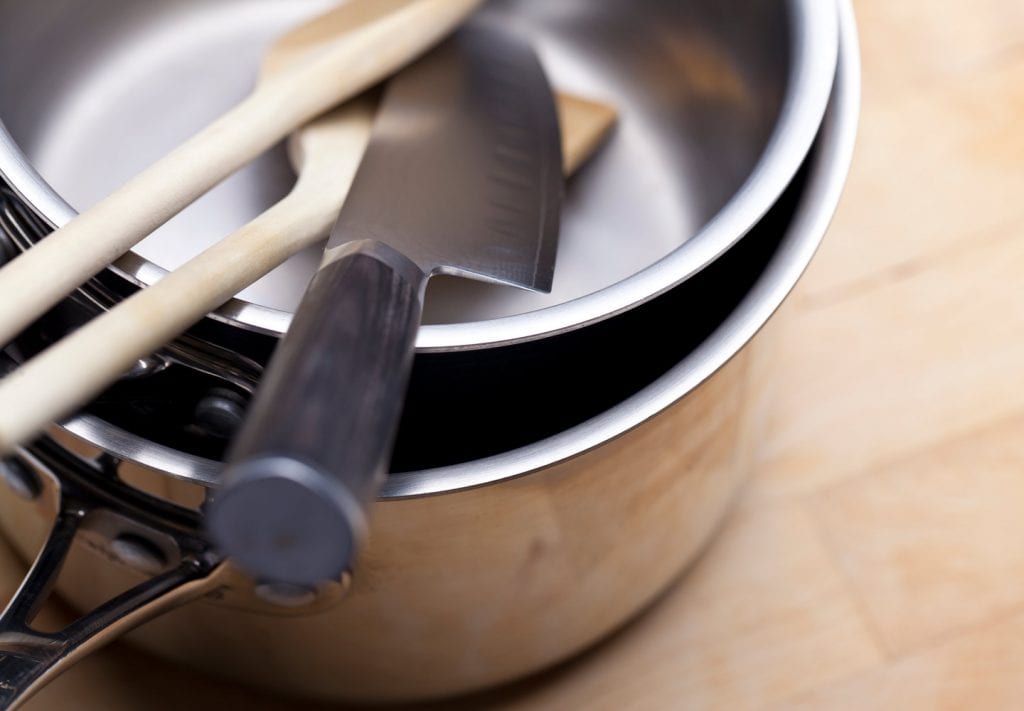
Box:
0;0;839;352
55;0;860;497
393;0;858;496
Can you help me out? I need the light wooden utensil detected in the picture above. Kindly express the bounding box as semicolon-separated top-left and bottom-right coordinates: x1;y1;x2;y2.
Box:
0;0;483;351
558;94;619;175
0;90;617;454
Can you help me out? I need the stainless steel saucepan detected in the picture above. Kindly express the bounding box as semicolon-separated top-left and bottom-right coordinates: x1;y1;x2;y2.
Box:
0;0;839;480
0;0;858;706
0;0;836;343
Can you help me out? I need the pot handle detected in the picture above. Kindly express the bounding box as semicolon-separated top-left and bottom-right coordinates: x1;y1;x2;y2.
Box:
0;449;221;710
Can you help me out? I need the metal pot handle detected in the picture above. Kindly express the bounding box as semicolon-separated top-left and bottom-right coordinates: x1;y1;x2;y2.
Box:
0;442;222;710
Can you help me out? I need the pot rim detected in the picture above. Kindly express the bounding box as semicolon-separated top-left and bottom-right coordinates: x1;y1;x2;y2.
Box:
0;0;839;352
383;0;859;496
49;0;860;496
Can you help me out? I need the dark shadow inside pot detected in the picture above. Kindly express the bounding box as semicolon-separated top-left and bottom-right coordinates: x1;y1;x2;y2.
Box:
79;156;807;471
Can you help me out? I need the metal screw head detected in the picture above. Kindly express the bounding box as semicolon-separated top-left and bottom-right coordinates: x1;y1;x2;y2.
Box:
110;533;169;574
0;458;42;501
194;388;248;439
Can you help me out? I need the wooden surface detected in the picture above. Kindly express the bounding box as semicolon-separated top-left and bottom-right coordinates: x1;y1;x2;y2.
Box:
14;0;1024;707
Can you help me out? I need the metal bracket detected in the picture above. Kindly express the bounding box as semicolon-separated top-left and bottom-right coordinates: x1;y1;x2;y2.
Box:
0;441;222;710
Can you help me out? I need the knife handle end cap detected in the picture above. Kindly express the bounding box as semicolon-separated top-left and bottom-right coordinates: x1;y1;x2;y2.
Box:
208;457;364;587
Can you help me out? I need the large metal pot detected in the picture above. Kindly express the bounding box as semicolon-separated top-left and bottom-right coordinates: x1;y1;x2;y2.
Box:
0;0;860;704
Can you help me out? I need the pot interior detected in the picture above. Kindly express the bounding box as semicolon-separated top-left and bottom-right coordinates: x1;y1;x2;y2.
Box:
0;0;792;325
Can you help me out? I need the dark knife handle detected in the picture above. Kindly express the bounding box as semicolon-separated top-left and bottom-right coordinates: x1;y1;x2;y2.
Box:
208;240;426;586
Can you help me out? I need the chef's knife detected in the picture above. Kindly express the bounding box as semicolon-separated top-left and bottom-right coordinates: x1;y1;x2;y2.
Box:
208;24;563;586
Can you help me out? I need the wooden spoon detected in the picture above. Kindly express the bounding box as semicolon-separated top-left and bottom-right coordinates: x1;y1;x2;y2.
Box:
0;0;484;350
0;90;617;454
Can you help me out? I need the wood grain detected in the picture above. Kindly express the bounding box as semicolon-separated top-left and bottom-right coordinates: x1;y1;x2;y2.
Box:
795;17;1024;305
0;99;377;456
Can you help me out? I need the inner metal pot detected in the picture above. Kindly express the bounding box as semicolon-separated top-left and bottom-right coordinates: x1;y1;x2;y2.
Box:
0;0;837;350
0;0;839;475
0;1;860;702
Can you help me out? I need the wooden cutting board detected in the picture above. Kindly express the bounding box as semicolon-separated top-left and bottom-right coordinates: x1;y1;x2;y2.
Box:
13;0;1024;707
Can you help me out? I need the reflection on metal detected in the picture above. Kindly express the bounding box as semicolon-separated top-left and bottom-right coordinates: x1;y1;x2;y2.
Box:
0;0;837;346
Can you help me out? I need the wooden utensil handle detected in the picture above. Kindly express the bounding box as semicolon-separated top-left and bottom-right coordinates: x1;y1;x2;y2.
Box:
0;88;293;350
0;162;352;456
208;242;427;585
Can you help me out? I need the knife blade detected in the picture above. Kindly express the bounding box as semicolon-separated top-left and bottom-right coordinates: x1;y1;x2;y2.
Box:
208;23;563;586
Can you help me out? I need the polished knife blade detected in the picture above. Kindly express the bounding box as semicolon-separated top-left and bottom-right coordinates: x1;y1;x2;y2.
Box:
327;25;562;290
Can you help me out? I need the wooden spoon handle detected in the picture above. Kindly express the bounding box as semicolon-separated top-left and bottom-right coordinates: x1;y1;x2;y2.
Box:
0;102;373;454
0;91;616;455
0;0;481;350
